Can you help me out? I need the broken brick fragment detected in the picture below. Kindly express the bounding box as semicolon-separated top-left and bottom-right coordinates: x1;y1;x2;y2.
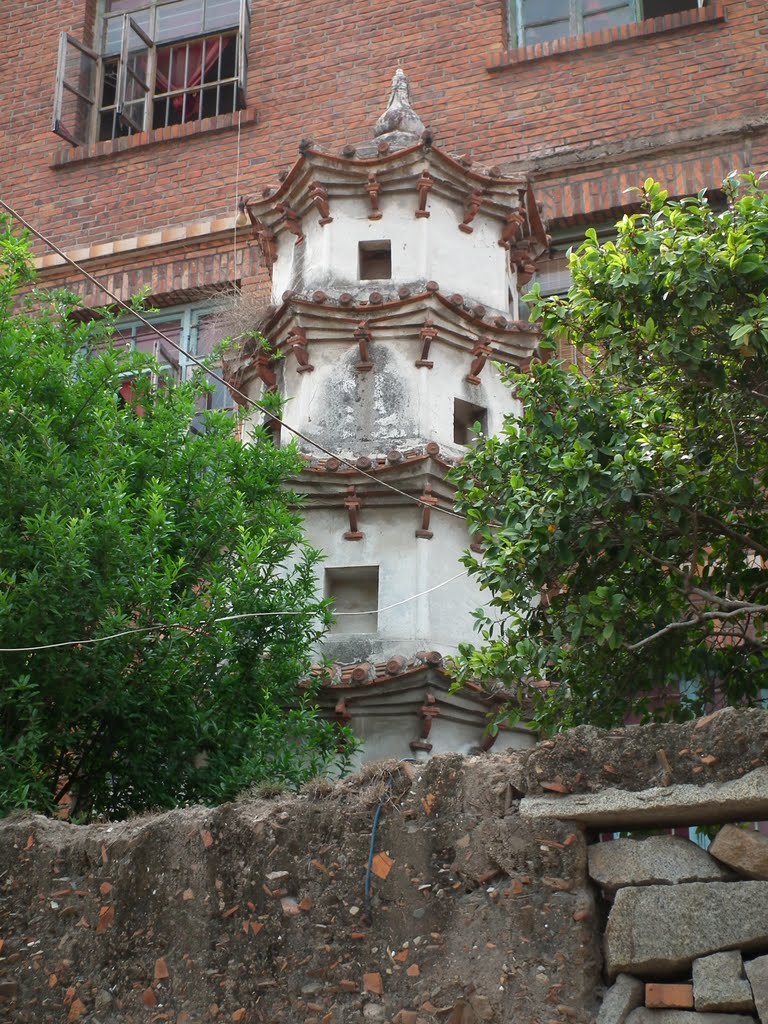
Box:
154;958;170;982
67;998;87;1021
372;852;394;880
363;972;383;995
95;906;115;934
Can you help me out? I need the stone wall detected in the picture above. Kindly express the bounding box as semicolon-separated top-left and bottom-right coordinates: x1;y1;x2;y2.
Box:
1;708;767;1024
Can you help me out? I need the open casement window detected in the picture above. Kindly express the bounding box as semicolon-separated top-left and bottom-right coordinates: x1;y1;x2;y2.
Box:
53;0;250;146
52;34;100;146
510;0;705;47
116;15;155;133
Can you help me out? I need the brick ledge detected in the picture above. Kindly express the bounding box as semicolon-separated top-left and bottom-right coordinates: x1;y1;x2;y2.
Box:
33;216;236;270
51;107;258;168
487;3;725;70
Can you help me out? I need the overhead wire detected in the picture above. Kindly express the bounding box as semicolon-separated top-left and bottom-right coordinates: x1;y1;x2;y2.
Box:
0;199;468;521
0;569;469;654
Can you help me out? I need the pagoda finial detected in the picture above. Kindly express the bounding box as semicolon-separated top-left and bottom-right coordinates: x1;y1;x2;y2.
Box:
374;68;425;142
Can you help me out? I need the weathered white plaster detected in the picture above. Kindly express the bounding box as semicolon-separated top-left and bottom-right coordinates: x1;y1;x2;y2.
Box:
271;193;513;314
302;504;481;662
266;334;521;456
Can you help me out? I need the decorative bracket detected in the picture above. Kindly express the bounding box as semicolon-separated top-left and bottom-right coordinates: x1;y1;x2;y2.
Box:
252;218;277;270
308;181;333;225
410;693;440;753
466;337;492;384
459;190;484;234
354;321;374;372
415;482;438;539
415;170;433;219
416;318;437;368
255;352;277;391
498;206;525;248
334;698;352;728
343;485;363;540
276;202;305;245
286;325;314;373
510;248;537;288
365;174;383;220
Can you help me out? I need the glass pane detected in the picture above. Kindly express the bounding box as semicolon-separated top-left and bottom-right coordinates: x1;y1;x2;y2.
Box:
204;0;241;31
105;0;148;11
522;0;569;21
55;38;98;146
583;0;626;11
583;5;634;30
643;0;697;16
524;18;570;42
104;9;151;53
156;0;204;42
132;326;157;357
194;315;220;358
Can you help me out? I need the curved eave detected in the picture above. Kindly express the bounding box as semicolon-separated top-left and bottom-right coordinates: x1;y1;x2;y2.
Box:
244;142;545;243
261;290;541;364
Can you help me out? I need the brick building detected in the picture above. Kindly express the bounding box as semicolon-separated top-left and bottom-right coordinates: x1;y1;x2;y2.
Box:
1;0;765;760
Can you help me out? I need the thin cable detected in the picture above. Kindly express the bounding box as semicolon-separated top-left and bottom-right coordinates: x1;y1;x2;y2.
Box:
232;110;242;295
0;199;467;521
0;570;469;654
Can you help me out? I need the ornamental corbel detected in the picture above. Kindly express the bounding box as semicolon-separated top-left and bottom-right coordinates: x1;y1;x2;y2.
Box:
410;693;440;753
286;325;314;373
365;174;383;220
252;219;277;270
276;202;305;244
466;336;492;385
308;181;333;225
459;189;484;234
415;482;438;539
416;318;437;368
415;170;433;219
344;485;363;540
498;206;526;248
354;321;374;372
255;352;277;391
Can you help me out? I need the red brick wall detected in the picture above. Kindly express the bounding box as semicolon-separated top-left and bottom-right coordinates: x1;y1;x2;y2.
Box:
2;0;767;297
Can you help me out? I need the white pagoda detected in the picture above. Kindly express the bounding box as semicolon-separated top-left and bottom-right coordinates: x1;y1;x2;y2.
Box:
230;70;548;764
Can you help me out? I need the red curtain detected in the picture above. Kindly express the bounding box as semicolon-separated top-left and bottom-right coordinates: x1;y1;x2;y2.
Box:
155;40;223;117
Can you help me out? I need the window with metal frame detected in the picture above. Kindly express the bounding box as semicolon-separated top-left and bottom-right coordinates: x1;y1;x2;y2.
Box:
509;0;705;48
112;304;235;429
53;0;250;146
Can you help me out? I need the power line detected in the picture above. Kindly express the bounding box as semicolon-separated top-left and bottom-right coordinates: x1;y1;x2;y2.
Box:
0;199;468;521
0;570;469;654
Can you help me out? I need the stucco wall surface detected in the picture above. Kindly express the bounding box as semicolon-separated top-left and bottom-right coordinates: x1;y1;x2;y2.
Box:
1;708;767;1023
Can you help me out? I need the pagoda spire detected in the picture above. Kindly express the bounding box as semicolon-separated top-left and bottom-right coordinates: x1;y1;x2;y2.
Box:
373;68;425;146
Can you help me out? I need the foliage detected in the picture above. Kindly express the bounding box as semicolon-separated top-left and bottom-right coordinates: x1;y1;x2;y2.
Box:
0;221;351;819
452;176;768;731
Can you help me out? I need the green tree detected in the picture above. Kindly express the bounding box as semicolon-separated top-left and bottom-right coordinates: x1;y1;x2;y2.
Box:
452;176;768;731
0;221;349;819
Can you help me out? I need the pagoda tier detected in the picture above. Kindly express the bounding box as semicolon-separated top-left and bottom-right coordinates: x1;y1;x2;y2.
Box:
243;134;548;319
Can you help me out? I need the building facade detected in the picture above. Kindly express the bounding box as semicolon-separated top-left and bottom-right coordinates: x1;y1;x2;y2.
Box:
2;0;766;760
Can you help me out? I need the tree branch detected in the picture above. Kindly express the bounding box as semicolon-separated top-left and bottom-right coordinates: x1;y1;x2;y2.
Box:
626;603;766;651
697;512;768;559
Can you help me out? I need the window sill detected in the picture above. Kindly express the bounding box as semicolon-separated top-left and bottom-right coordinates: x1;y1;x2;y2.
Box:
51;107;258;168
487;2;725;70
